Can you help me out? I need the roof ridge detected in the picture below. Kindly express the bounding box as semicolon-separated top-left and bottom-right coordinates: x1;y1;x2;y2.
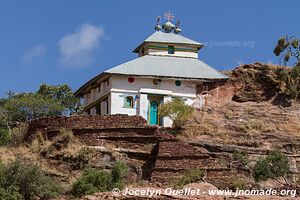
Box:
133;31;202;53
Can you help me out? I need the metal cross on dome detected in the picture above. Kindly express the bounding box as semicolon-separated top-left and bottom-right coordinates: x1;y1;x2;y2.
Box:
164;11;175;22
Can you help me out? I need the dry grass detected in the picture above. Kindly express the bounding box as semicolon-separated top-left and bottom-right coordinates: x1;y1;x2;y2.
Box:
277;120;300;137
10;123;28;146
0;145;39;164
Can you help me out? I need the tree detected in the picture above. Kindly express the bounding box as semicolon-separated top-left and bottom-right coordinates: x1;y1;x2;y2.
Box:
0;93;64;129
274;35;300;66
158;98;194;129
274;36;300;99
37;84;79;114
0;84;79;129
0;159;62;200
252;150;290;185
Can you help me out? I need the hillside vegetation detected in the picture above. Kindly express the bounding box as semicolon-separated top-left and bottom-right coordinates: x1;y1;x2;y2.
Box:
183;62;300;149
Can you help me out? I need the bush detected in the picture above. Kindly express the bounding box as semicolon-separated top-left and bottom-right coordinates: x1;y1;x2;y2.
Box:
71;161;128;197
111;161;128;189
159;98;194;129
10;123;28;146
71;168;112;197
0;128;10;146
230;179;247;191
77;147;92;169
0;186;23;200
176;169;204;188
275;65;300;100
252;150;290;182
0;159;62;200
232;151;249;165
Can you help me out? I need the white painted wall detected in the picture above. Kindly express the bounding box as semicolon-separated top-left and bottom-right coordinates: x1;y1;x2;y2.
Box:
147;48;198;58
100;99;108;115
110;92;137;115
82;77;112;107
141;43;198;58
111;75;196;98
83;74;198;127
139;93;149;121
163;96;172;127
110;75;197;126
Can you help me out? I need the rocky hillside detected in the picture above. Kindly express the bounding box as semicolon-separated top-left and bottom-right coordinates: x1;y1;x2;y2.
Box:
183;62;300;146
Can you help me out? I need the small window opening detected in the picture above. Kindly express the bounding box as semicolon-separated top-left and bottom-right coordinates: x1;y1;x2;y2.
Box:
124;96;134;108
168;46;175;54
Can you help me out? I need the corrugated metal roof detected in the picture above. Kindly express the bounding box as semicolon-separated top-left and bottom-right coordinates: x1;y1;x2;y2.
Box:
145;31;202;46
133;31;203;52
106;55;228;79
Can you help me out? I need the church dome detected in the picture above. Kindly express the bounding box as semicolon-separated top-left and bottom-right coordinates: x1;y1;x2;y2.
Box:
162;21;175;33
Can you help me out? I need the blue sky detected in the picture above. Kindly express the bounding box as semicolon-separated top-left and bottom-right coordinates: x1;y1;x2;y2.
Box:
0;0;299;97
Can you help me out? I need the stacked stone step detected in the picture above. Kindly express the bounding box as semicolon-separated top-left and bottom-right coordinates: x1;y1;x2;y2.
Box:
26;114;155;141
150;139;251;188
75;128;159;151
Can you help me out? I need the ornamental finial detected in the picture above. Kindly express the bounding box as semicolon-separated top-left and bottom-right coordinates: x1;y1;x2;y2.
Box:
154;16;162;31
174;19;181;34
164;11;175;22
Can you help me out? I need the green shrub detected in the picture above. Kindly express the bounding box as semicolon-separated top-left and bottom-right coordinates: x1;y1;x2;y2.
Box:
176;169;204;188
0;128;10;146
71;168;112;197
230;179;247;191
159;98;194;129
0;159;62;200
253;150;290;182
0;186;23;200
275;65;300;100
232;151;249;165
71;161;128;197
111;161;128;189
77;147;92;169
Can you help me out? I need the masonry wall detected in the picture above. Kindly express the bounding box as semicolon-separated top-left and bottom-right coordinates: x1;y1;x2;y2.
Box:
26;114;151;141
25;115;300;188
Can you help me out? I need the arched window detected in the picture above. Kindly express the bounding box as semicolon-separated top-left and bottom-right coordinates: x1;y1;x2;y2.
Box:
124;96;134;108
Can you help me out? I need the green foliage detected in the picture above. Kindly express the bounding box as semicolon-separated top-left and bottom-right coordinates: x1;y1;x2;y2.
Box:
253;150;290;182
111;161;128;189
0;186;23;200
230;179;247;191
274;36;300;65
0;84;79;129
0;93;65;128
71;161;128;197
175;169;204;188
275;66;300;99
0;128;11;146
71;168;112;197
37;84;79;114
0;159;62;200
273;36;300;100
232;151;249;165
158;98;194;129
77;147;92;169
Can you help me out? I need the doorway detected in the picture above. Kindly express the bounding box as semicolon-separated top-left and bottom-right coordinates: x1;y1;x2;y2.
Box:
148;96;163;125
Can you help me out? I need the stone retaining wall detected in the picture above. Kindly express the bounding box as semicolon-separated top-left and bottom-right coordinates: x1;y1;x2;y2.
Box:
26;114;151;140
25;115;300;188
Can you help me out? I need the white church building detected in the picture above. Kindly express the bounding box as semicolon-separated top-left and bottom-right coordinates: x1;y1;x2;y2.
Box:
75;12;228;127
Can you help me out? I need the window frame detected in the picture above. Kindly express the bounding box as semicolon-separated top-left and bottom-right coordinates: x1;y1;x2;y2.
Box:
168;45;175;54
124;96;134;108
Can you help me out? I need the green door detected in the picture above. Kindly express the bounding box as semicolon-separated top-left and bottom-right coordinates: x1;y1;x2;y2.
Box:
149;100;159;125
